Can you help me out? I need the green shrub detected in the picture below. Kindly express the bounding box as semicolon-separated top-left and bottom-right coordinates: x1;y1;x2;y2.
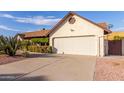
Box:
24;45;52;53
47;46;52;53
22;51;30;57
31;38;48;43
114;36;124;40
114;36;121;40
20;40;31;51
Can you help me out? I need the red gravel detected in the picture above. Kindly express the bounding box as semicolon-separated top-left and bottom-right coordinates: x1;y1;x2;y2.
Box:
94;56;124;81
0;55;25;65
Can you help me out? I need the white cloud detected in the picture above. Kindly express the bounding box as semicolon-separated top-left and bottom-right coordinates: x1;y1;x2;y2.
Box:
0;13;61;26
15;16;61;25
0;25;20;32
113;27;124;31
0;14;15;19
46;16;56;18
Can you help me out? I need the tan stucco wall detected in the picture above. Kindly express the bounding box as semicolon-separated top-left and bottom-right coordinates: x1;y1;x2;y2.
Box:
104;40;108;55
50;15;105;56
17;35;23;41
122;40;124;55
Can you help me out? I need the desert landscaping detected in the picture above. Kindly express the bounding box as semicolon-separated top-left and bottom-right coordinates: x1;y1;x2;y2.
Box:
0;12;124;81
0;54;25;65
95;56;124;80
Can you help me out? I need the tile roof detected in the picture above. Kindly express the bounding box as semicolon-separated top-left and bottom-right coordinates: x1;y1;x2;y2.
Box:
23;30;50;38
97;22;108;29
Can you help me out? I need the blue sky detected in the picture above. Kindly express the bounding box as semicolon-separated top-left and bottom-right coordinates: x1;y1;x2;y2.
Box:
0;11;124;36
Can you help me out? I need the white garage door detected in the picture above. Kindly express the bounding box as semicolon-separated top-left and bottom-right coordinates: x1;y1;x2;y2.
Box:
53;36;98;56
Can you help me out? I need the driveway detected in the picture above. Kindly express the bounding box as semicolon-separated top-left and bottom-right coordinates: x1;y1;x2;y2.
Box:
0;54;96;81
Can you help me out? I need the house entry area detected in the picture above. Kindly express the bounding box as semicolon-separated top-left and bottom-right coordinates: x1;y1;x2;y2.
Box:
53;36;97;56
108;40;122;55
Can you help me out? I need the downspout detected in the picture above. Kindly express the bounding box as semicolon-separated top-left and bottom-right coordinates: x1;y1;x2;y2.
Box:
98;35;106;57
98;36;100;57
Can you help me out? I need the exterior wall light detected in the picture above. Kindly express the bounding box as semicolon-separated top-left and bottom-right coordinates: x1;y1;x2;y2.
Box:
70;29;75;32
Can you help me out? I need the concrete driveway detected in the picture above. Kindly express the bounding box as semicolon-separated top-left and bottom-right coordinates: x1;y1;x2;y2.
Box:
0;54;96;81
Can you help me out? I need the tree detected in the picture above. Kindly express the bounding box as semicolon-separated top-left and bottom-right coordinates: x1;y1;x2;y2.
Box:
108;24;113;29
114;36;120;40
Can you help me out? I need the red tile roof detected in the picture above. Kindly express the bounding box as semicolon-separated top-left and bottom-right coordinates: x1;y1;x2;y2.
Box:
97;22;108;29
23;30;50;39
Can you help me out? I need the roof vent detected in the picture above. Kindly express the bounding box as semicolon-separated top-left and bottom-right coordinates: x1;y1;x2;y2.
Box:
68;17;76;24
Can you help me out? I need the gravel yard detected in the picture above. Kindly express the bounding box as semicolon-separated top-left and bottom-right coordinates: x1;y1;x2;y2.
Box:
0;55;25;65
94;56;124;81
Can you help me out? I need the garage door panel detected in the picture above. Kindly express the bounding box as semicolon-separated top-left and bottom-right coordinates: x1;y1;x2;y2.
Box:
54;36;97;56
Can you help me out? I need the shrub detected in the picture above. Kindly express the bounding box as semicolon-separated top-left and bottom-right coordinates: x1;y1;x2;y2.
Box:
114;36;121;40
113;36;124;40
31;38;48;43
20;40;31;51
22;51;30;57
25;45;52;53
47;46;52;53
0;36;21;56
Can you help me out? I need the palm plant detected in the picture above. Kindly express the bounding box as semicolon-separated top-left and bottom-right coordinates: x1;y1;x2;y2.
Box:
0;36;21;56
0;35;5;51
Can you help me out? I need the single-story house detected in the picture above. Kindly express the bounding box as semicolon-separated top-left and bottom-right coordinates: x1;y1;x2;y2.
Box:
17;29;50;45
49;12;112;57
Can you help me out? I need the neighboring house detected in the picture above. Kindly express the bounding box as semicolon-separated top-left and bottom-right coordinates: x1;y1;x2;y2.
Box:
16;34;25;41
106;31;124;40
17;29;50;45
104;31;124;55
49;12;111;56
23;29;50;39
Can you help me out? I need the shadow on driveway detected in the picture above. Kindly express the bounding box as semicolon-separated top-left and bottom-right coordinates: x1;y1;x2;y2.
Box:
28;53;61;58
0;73;48;81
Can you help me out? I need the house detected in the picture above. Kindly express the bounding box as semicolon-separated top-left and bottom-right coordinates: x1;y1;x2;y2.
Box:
49;12;112;56
17;29;50;45
23;29;50;39
106;31;124;40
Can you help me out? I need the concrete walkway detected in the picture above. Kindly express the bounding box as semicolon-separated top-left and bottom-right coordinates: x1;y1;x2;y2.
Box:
0;54;96;81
